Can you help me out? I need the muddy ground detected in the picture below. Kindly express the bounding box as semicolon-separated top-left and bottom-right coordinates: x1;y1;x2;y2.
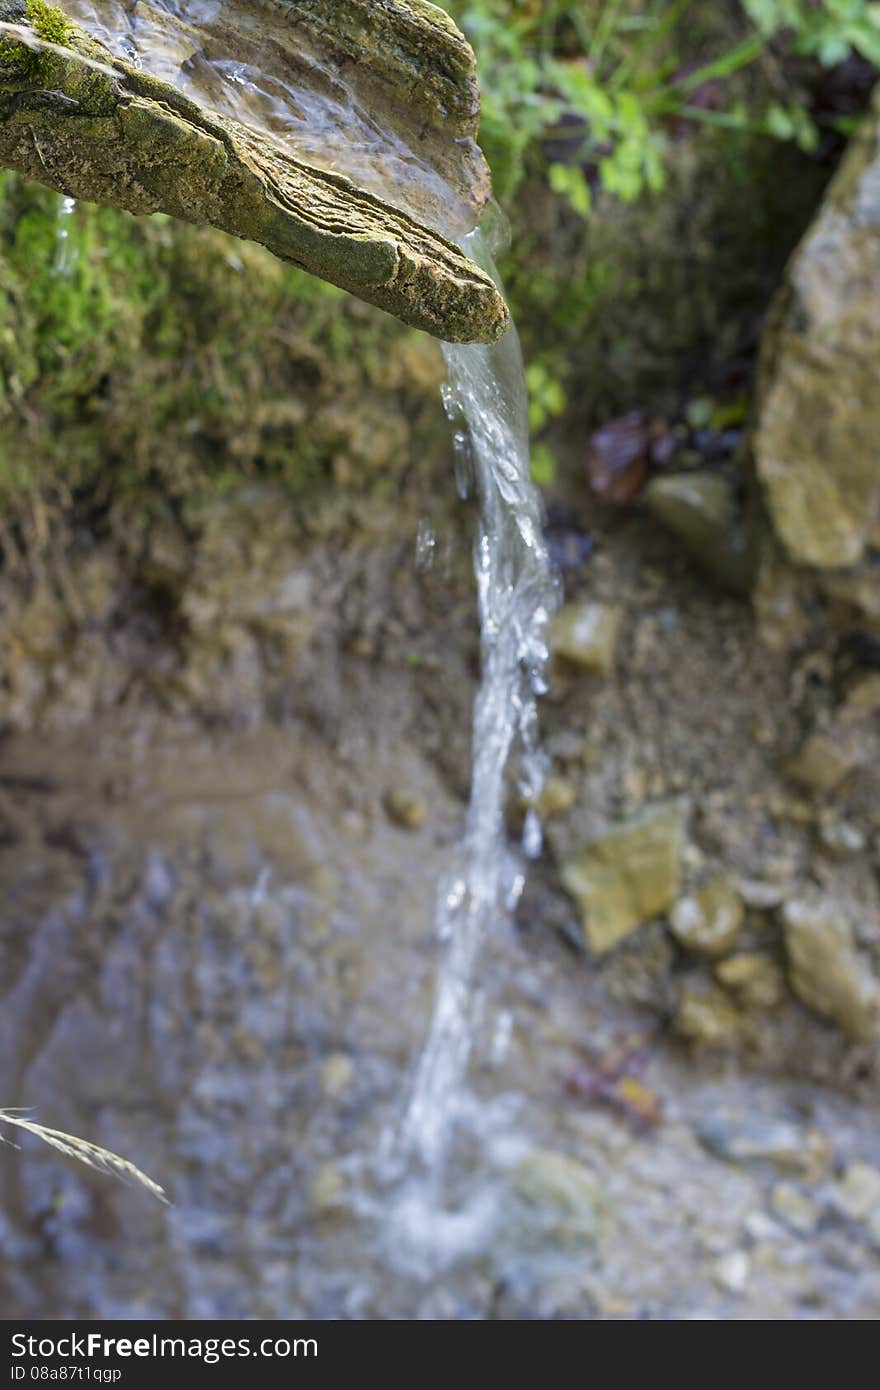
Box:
0;452;878;1318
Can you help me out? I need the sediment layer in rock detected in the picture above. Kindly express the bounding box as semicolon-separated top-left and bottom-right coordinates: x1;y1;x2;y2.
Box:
0;1;508;342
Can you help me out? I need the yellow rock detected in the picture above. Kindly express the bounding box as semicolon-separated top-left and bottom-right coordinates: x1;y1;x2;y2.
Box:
320;1052;354;1098
753;87;880;572
786;732;858;793
552;601;622;677
770;1183;819;1235
644;471;753;594
714;953;785;1011
818;816;866;858
531;774;576;819
562;801;685;955
383;787;428;830
309;1162;345;1215
674;982;741;1047
512;1151;604;1248
831;1162;880;1224
670;876;744;958
844;676;880;715
782;896;880;1042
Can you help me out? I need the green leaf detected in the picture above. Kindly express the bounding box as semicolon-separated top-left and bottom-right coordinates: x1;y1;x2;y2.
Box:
530;443;557;487
548;162;592;218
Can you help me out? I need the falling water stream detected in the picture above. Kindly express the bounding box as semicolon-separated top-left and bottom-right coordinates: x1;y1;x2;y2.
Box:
46;0;559;1254
8;3;880;1324
399;246;557;1176
382;239;558;1270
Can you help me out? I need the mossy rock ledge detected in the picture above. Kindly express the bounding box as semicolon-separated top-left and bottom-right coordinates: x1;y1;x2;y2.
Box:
0;0;508;342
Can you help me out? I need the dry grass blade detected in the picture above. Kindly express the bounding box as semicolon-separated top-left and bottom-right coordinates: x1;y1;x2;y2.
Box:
0;1109;168;1204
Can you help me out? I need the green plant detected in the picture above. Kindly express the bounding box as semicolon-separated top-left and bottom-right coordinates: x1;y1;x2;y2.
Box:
447;1;879;216
524;357;566;483
525;358;567;432
529;441;558;486
743;0;880;65
0;172;427;531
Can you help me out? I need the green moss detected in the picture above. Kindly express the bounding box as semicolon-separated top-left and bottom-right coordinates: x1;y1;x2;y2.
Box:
0;173;445;541
0;0;69;84
24;0;72;47
0;0;38;76
0;0;117;115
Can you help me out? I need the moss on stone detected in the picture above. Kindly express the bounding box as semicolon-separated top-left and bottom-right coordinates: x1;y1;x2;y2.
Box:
0;0;118;113
24;0;72;47
0;172;448;544
0;0;506;341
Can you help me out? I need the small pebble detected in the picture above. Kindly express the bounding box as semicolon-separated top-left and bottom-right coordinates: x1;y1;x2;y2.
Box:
830;1161;880;1223
309;1162;345;1216
770;1182;819;1235
552;601;622;677
383;788;428;830
712;1250;750;1296
320;1052;355;1099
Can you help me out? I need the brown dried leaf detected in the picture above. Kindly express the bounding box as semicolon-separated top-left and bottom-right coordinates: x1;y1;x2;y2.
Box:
586;411;653;504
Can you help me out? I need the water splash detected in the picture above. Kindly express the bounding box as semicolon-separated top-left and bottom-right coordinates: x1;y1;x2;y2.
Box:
53;195;77;275
414;519;437;573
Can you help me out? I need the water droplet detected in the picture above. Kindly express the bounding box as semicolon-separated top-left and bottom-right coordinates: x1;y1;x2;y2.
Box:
529;667;549;697
453;430;475;499
445;877;466;912
489;1010;513;1064
54;195;77;275
415;519;436;572
503;870;525;912
440;382;462;421
522;810;543;860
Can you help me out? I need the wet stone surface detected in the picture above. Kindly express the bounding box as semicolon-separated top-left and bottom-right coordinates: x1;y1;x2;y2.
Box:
0;699;878;1319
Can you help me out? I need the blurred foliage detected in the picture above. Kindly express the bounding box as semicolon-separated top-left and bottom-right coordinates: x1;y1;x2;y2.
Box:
744;0;880;65
445;0;877;482
448;0;879;214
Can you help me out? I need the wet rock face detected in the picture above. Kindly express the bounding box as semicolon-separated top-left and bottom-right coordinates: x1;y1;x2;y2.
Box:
753;85;880;583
